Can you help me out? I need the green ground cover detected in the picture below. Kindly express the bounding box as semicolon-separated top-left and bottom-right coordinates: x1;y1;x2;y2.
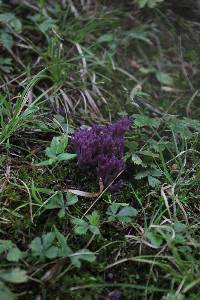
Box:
0;1;200;299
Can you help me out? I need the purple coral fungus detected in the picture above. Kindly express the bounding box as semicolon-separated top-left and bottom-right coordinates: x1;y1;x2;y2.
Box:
72;117;131;189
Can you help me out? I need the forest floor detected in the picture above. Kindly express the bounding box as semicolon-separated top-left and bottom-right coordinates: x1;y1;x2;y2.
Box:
0;1;200;299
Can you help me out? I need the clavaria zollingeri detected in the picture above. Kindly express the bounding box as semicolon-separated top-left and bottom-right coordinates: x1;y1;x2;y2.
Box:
72;117;132;190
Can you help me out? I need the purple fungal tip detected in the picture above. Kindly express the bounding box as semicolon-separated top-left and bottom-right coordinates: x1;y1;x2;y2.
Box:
72;117;132;189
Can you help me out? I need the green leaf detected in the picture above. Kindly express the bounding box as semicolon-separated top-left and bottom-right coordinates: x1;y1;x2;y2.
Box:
38;18;55;33
131;154;143;165
139;150;159;158
46;192;77;218
0;281;15;300
0;13;15;22
45;147;56;158
45;192;64;210
133;114;160;128
58;207;66;218
139;67;155;74
106;203;137;223
0;13;22;32
89;225;100;235
54;226;72;257
135;170;150;180
34;158;55;166
30;237;43;257
57;153;77;161
42;233;55;250
72;218;88;226
7;247;22;262
69;249;96;268
50;136;68;155
156;71;173;86
145;231;163;247
72;218;89;235
173;222;187;233
117;206;138;217
1;32;13;49
87;211;100;226
0;240;13;254
138;0;149;8
108;203;121;215
66;192;78;206
74;225;89;235
148;175;161;187
0;269;28;283
98;33;114;43
30;233;56;259
10;17;22;32
45;246;58;259
0;240;22;262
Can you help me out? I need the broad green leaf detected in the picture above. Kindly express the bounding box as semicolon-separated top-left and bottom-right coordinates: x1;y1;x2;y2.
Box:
107;215;115;222
131;154;143;165
0;13;21;32
98;33;114;43
89;225;100;235
30;233;57;260
117;206;138;217
72;218;88;226
46;192;64;209
54;226;72;257
72;218;89;235
74;225;88;235
139;67;155;74
45;147;56;158
173;222;187;233
150;169;162;177
7;247;22;262
66;192;78;206
10;18;22;32
133;114;160;128
57;153;77;161
0;269;27;283
35;158;55;166
42;232;55;249
1;32;13;49
58;207;65;218
156;71;173;86
0;240;13;254
0;281;15;300
46;192;77;218
148;175;161;187
135;170;149;180
0;240;22;262
108;203;121;215
38;18;55;33
145;231;163;247
30;237;42;256
87;211;100;226
45;246;58;259
50;136;68;155
0;13;15;22
139;150;159;158
138;0;148;8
